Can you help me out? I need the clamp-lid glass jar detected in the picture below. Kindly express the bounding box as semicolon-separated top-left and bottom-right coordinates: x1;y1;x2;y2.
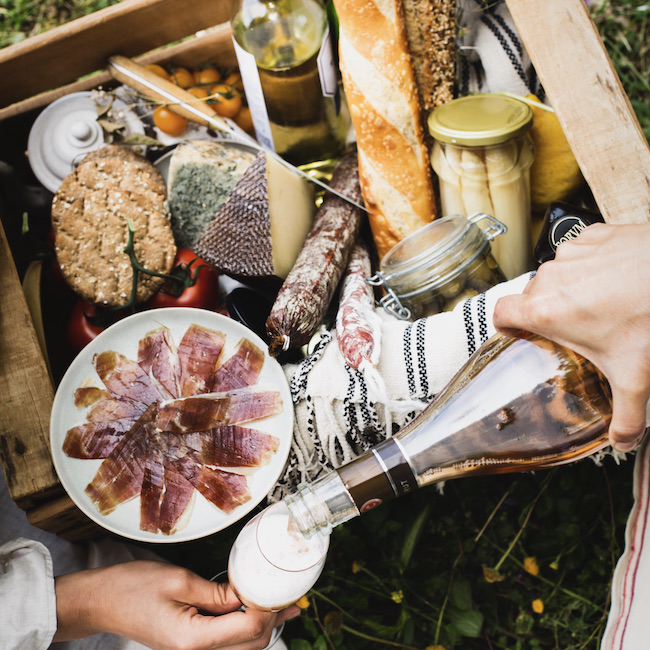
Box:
428;94;535;280
367;213;507;321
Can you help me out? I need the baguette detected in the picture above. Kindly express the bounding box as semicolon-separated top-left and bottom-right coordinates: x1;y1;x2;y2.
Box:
334;0;437;259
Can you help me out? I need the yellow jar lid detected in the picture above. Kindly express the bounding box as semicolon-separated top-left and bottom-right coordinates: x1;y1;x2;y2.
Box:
427;94;533;146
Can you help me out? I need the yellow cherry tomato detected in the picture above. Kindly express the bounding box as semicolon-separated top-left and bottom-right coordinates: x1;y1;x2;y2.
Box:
169;67;195;88
193;66;221;86
209;83;243;118
234;106;254;133
153;106;189;136
145;64;171;81
187;86;210;99
223;71;244;93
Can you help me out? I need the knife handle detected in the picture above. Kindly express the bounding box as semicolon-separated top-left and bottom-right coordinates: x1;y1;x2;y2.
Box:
107;54;230;133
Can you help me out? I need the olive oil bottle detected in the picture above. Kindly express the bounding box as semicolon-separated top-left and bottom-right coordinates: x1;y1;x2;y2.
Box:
230;0;347;167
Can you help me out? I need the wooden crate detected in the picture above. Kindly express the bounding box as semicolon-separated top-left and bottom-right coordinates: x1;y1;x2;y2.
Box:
0;0;241;540
0;0;648;542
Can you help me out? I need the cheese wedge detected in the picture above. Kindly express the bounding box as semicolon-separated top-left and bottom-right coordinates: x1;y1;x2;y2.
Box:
195;152;315;280
167;140;256;249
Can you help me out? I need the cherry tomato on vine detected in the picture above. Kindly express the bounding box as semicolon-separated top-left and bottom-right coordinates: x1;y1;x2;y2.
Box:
209;83;243;118
144;249;220;310
153;106;189;136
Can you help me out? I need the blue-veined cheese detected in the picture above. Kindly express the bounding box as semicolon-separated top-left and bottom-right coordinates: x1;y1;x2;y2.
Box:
195;152;315;280
167;140;256;249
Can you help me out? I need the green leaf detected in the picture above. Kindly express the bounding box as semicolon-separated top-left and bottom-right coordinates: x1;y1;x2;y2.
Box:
449;608;484;638
290;640;313;650
450;579;473;611
313;636;328;650
400;503;432;571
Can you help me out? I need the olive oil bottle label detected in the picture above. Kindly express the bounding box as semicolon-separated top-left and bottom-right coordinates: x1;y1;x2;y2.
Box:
317;27;338;99
232;38;275;152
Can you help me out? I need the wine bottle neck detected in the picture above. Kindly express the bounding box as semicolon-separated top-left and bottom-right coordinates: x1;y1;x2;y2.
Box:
285;438;418;537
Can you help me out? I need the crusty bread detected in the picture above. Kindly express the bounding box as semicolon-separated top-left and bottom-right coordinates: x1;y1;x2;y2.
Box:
334;0;437;259
402;0;456;115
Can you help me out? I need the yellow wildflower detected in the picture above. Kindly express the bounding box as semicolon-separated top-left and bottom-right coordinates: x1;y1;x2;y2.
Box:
352;561;362;574
524;556;540;576
483;566;505;583
391;590;404;604
532;599;544;614
425;646;446;650
295;596;310;609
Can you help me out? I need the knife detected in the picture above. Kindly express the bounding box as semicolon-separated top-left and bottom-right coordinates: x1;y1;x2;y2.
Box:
107;55;367;212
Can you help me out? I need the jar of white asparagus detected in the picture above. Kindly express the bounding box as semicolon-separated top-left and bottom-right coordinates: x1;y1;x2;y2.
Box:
428;94;535;280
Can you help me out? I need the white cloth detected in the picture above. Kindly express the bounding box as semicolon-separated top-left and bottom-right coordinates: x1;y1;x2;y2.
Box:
0;468;158;650
274;272;534;497
602;434;650;649
457;0;545;99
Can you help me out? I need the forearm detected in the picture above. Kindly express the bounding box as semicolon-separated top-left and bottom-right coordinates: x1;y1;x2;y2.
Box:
52;560;300;650
53;567;105;641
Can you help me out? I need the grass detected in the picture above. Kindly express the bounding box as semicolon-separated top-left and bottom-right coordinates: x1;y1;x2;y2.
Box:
1;0;648;648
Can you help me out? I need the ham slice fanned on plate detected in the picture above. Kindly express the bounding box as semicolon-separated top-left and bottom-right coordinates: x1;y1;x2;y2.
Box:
138;326;182;399
178;323;226;396
208;337;265;392
155;389;283;433
65;323;282;536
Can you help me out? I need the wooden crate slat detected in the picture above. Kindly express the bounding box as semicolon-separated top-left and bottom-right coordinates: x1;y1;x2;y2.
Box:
0;218;61;510
505;0;650;225
0;24;237;122
0;0;237;109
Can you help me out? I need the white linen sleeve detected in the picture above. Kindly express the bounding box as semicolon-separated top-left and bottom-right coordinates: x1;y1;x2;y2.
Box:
0;537;57;650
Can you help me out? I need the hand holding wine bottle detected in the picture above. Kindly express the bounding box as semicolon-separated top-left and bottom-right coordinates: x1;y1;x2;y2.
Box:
493;222;650;453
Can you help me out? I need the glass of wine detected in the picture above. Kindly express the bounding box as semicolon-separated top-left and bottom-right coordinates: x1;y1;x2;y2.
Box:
228;500;329;611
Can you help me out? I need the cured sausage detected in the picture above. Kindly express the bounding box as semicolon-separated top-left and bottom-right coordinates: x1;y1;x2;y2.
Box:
265;151;365;356
335;240;381;370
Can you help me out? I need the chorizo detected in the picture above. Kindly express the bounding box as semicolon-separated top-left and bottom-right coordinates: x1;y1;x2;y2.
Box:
265;151;364;356
335;240;381;370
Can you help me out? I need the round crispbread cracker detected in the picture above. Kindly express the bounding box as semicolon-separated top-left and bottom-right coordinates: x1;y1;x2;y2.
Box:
52;148;176;307
80;144;146;165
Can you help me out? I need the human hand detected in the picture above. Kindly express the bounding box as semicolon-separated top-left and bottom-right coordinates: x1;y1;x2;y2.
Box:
53;560;301;650
493;222;650;452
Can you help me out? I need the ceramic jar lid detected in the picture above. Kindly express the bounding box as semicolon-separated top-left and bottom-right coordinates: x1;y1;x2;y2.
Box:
27;91;144;193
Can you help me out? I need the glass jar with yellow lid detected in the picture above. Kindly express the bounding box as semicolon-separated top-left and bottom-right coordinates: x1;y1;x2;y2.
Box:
428;94;535;280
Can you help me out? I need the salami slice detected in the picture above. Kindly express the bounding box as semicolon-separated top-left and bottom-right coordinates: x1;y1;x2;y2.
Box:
265;151;365;356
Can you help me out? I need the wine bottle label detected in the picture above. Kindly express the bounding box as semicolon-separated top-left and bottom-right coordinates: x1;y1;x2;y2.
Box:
232;37;275;151
338;438;418;514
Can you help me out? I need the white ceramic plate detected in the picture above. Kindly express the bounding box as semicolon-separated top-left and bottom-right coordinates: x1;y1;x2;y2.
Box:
50;308;293;543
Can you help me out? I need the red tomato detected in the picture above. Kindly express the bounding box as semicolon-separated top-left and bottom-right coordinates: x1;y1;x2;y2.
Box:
144;249;220;310
67;300;105;354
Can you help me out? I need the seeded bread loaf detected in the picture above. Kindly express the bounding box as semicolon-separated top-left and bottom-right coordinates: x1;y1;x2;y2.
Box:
52;145;176;307
402;0;456;116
